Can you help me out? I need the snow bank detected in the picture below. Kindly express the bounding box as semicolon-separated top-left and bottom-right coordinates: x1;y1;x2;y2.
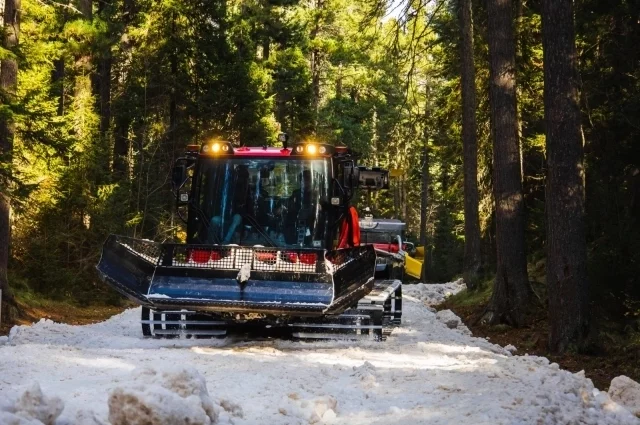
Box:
108;367;218;425
403;279;466;306
0;383;64;425
435;309;473;337
609;375;640;417
5;308;227;350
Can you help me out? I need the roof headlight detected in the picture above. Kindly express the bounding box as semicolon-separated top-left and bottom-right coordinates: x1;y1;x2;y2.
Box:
202;144;210;153
212;143;221;153
319;146;327;154
296;145;304;153
306;144;317;155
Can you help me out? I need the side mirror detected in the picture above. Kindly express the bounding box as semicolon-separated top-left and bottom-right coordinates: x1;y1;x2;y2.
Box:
358;167;389;190
342;161;360;190
172;164;187;191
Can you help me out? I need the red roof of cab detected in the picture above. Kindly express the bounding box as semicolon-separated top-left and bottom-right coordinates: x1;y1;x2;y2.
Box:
233;147;292;156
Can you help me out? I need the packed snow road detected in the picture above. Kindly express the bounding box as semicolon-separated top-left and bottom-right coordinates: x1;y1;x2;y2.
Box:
1;281;638;425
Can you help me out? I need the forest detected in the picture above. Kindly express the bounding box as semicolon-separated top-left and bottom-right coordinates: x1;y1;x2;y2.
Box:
0;0;638;362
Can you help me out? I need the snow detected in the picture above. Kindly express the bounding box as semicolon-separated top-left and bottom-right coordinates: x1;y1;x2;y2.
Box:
108;367;218;425
0;383;64;425
504;344;518;354
609;376;640;417
403;279;466;306
236;263;251;283
1;281;639;425
146;294;170;299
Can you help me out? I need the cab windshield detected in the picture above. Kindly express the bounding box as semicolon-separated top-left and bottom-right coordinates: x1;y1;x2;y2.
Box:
194;157;331;248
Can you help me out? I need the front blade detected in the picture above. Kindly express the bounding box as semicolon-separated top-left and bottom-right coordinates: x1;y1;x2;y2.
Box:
97;236;376;316
96;235;159;305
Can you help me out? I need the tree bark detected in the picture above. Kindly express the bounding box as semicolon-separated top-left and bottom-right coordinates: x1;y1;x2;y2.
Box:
459;0;481;290
420;141;430;281
113;0;136;176
113;117;131;176
263;39;270;61
98;55;111;140
485;0;532;326
542;0;589;353
0;0;20;304
78;0;92;20
420;90;431;282
52;59;65;116
310;0;323;133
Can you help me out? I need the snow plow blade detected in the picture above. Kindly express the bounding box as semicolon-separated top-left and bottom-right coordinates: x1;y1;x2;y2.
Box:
405;255;423;280
97;235;376;316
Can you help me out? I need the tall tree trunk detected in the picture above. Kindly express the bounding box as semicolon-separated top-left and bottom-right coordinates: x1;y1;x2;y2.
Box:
401;174;407;221
420;91;431;282
113;0;136;176
0;0;20;305
94;0;111;176
485;0;532;327
335;64;342;99
78;0;92;19
420;141;430;281
311;52;320;133
113;117;131;176
542;0;589;352
310;0;323;133
51;8;67;116
263;39;270;61
98;55;111;141
459;0;481;290
52;59;65;116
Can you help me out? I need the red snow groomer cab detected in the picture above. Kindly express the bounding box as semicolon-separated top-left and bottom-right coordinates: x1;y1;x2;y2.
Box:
97;136;402;340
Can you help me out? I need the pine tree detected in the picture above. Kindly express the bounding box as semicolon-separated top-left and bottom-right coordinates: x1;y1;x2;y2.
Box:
0;0;21;306
542;0;589;352
484;0;533;326
459;0;481;289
